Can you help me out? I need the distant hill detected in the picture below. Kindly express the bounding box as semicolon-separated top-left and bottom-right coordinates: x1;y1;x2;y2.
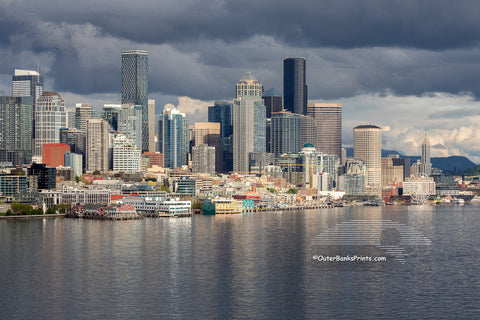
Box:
344;148;476;174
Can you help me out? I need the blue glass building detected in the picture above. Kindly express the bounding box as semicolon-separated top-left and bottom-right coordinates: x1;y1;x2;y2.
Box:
158;107;189;169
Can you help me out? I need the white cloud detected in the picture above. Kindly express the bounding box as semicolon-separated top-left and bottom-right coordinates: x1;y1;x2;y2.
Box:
317;92;480;163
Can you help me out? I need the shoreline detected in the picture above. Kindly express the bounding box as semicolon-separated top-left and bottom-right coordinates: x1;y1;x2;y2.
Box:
0;214;66;220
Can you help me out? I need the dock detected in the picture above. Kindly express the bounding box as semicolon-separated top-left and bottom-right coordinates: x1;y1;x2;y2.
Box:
242;204;334;213
143;212;193;218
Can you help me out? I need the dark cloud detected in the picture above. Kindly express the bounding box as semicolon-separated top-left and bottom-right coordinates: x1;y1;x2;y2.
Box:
2;0;480;101
14;0;480;50
428;107;480;119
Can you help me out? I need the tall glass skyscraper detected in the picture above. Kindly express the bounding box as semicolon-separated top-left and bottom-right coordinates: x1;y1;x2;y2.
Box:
117;104;143;150
158;106;189;169
284;57;307;115
12;69;43;144
121;50;149;152
12;69;43;109
0;96;33;165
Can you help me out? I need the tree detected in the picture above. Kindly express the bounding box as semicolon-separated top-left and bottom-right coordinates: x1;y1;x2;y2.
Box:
161;185;170;193
287;188;297;194
75;175;81;183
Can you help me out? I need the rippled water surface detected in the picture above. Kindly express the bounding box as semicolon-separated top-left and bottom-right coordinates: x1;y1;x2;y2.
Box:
1;205;479;319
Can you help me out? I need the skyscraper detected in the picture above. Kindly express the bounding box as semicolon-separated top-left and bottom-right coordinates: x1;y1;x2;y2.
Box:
353;125;382;192
262;88;283;118
300;114;317;148
12;69;43;110
208;101;233;172
34;92;66;156
86;119;110;173
12;69;44;149
111;134;141;173
192;144;215;175
158;106;189;169
121;50;148;152
284;57;307;115
420;134;432;176
75;103;93;132
102;104;121;131
233;72;266;172
117;104;143;150
0;96;33;165
307;103;342;159
148;99;156;152
192;122;222;173
271;111;302;154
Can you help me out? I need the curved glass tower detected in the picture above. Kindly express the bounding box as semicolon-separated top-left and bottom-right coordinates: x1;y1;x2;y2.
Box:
283;57;307;115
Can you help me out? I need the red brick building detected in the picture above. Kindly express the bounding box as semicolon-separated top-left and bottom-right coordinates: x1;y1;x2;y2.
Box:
142;152;164;167
42;143;71;167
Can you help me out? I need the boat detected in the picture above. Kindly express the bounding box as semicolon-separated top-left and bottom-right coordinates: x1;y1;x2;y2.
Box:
470;195;480;203
452;198;465;205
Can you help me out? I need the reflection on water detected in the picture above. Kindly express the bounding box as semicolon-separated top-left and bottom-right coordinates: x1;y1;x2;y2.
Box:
1;205;479;319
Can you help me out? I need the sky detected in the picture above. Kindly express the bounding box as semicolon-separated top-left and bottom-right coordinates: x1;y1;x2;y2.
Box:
2;0;480;162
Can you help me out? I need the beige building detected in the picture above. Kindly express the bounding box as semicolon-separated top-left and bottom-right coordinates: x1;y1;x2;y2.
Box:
307;103;342;160
381;157;404;187
86;119;110;173
192;122;222;173
354;125;381;193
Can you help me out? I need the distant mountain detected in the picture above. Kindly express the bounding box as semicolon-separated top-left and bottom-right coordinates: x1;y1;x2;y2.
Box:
345;148;402;158
344;148;476;174
405;156;477;174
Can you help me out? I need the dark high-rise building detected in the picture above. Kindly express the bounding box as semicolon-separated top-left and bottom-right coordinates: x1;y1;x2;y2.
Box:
121;50;149;152
28;163;56;190
0;96;33;165
102;104;121;131
60;128;86;169
262;88;283;118
208;101;233;172
283;57;307;115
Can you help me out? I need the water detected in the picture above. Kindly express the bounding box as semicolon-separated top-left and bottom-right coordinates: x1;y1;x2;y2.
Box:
1;205;479;319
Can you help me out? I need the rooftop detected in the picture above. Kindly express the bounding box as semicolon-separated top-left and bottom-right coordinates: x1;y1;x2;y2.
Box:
354;125;381;130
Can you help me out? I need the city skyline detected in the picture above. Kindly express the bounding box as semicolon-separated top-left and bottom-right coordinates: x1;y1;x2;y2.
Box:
2;2;480;161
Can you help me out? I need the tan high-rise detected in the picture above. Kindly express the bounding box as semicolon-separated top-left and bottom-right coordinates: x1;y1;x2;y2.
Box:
193;122;222;173
354;125;381;192
306;103;342;160
86;119;110;173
